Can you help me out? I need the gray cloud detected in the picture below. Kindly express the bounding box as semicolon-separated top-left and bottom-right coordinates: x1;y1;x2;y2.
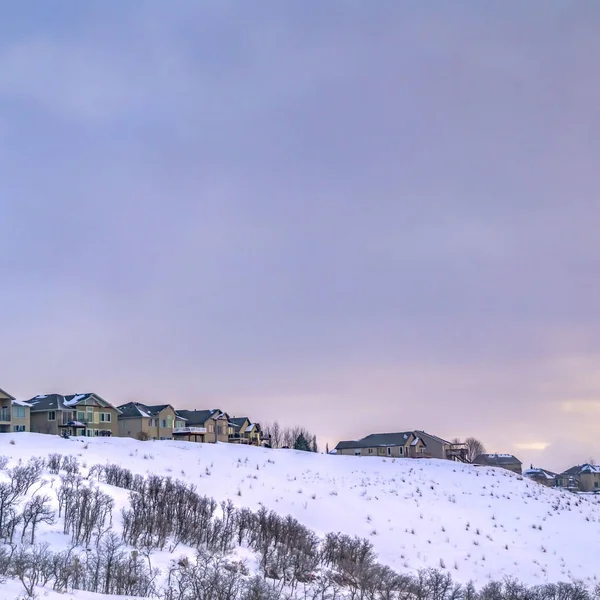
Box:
1;1;599;471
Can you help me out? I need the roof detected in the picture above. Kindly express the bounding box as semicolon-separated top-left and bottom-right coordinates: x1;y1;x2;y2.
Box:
523;467;557;479
230;417;250;429
24;393;121;413
562;463;600;476
0;387;15;400
175;409;223;426
335;432;417;450
117;402;177;419
473;453;522;466
414;431;452;445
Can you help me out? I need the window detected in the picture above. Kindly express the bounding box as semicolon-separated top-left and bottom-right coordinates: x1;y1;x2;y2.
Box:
387;447;392;456
166;416;173;428
161;419;167;428
208;424;214;433
13;425;26;432
48;411;56;421
100;413;111;422
368;448;374;454
217;425;223;435
175;420;185;429
149;418;156;427
13;406;26;419
595;482;599;488
399;447;403;455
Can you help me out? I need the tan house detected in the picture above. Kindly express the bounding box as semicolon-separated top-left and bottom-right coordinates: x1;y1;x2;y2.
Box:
173;409;231;443
0;388;31;433
24;393;121;437
414;431;468;462
560;464;600;492
117;402;184;440
229;417;264;446
334;432;428;458
473;453;523;474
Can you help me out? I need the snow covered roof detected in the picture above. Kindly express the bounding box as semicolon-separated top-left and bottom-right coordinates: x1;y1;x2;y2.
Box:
11;399;31;408
523;467;556;479
23;393;122;413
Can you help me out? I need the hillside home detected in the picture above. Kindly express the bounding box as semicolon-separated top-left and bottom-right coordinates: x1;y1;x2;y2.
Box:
117;402;185;440
559;464;600;492
523;467;557;487
414;431;469;462
0;388;31;433
24;393;121;437
473;453;523;474
173;409;231;443
229;417;264;446
334;432;427;458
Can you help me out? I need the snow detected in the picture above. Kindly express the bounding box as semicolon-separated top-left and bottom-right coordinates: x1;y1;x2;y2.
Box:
136;406;152;418
11;399;30;407
0;433;599;597
64;393;87;406
245;424;255;433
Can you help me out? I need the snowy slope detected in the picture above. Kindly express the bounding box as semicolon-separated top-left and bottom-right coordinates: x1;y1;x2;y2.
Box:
1;433;599;594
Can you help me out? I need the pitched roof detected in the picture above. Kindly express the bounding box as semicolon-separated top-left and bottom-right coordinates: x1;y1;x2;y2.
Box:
414;430;451;445
117;402;175;419
473;453;522;466
0;387;15;400
523;467;557;479
24;393;121;413
335;432;416;450
175;409;223;426
230;417;250;429
562;463;600;476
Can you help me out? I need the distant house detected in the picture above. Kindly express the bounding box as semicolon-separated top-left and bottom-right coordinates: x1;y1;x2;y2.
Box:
414;431;468;462
117;402;185;440
523;467;557;487
334;432;427;458
0;388;31;433
24;393;120;437
473;453;522;474
558;464;600;492
229;417;264;446
173;409;231;443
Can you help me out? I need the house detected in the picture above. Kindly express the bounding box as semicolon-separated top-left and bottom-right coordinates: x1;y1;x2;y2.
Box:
558;464;600;492
229;417;264;446
523;466;557;487
173;409;231;443
334;432;427;458
117;402;185;440
473;453;522;474
0;388;31;433
24;393;120;437
414;431;469;462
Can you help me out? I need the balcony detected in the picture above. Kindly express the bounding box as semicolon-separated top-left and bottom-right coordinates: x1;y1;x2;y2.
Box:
173;426;207;435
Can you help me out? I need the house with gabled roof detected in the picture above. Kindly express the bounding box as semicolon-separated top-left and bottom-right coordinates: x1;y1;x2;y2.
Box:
523;466;557;487
24;393;120;437
558;464;600;492
334;432;427;458
0;388;30;434
229;417;264;446
173;409;231;443
473;453;522;474
117;402;185;441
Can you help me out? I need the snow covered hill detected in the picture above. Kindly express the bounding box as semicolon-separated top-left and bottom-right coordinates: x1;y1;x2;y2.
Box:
0;433;599;597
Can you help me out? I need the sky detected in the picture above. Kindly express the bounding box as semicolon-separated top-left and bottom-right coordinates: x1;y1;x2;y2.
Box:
1;1;599;472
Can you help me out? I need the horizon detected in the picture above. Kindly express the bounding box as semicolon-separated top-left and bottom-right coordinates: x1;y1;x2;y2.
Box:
1;2;599;474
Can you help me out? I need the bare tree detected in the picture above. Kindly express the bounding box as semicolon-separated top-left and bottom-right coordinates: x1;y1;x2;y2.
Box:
465;437;486;463
21;494;56;544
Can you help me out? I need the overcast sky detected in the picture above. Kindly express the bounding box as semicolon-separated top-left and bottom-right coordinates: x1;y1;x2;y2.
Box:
1;2;599;471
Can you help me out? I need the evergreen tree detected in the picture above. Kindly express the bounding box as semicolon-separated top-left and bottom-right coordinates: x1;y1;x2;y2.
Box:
311;435;318;453
326;442;329;454
294;433;311;452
